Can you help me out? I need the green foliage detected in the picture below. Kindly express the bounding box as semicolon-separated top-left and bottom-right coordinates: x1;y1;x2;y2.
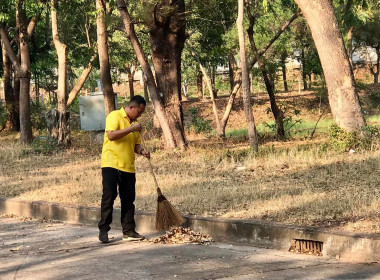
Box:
219;148;252;163
30;102;47;130
0;101;7;128
23;137;60;156
263;107;302;137
329;124;380;151
329;124;357;151
367;86;380;108
68;97;80;114
186;106;212;134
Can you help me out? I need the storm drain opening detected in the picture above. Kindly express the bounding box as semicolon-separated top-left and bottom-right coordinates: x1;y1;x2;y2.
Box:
289;238;323;256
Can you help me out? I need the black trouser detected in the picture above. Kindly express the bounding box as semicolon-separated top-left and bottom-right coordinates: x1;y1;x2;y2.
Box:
98;167;136;235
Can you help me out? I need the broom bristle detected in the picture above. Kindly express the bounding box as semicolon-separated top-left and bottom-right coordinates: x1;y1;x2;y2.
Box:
156;194;186;230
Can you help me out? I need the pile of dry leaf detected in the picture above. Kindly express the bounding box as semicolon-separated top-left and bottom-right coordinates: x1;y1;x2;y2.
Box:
149;227;213;244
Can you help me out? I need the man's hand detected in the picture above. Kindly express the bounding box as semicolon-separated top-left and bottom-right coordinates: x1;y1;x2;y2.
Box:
141;149;150;159
130;123;142;132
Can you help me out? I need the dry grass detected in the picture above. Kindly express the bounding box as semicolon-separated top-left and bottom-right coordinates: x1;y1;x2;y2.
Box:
1;89;380;234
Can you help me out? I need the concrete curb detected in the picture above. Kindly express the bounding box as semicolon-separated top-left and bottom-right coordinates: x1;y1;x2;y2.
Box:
1;197;379;262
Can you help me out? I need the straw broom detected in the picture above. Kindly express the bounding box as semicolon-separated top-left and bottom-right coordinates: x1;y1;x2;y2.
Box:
141;137;186;230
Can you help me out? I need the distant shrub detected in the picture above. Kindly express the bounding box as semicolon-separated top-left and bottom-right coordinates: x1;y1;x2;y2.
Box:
187;106;212;134
329;124;380;152
30;102;47;130
22;136;60;156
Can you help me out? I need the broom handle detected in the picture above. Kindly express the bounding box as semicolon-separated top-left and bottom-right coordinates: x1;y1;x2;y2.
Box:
140;132;162;196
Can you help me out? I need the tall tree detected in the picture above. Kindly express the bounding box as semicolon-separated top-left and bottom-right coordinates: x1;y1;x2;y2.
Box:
1;34;15;130
51;0;70;145
147;0;187;148
96;0;114;116
295;0;366;133
117;0;182;149
246;1;286;139
237;0;258;151
0;0;38;143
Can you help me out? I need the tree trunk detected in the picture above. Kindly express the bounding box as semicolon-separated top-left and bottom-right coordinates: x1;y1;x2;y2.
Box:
148;0;187;148
13;70;21;130
1;38;15;131
96;0;115;116
246;8;285;139
210;66;217;98
143;81;149;102
301;48;307;90
237;0;258;151
370;48;379;84
18;1;33;144
35;74;39;104
126;70;134;99
186;41;222;135
51;0;70;145
308;73;312;88
346;26;354;69
228;56;235;91
220;67;242;137
281;53;288;92
117;0;181;149
295;0;365;133
66;52;97;106
196;70;203;100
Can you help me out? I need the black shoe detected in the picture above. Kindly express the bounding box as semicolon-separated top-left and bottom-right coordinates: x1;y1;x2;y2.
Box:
123;231;145;241
99;230;109;243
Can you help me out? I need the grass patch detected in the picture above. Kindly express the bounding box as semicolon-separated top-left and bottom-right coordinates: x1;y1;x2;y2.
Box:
1;130;379;233
1;88;380;234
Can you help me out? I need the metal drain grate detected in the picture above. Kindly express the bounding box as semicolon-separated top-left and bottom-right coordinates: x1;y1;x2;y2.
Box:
289;238;323;256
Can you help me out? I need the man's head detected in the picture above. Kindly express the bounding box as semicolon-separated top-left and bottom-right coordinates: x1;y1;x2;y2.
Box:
125;95;146;121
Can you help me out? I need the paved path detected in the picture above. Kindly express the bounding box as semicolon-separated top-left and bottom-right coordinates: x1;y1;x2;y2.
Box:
1;217;379;280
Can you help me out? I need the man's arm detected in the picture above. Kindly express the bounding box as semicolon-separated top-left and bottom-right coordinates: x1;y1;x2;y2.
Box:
134;144;150;159
107;123;141;141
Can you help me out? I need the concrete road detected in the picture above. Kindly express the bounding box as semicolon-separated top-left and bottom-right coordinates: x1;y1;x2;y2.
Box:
1;217;379;280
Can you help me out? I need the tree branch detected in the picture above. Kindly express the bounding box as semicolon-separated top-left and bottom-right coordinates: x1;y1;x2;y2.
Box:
0;27;21;71
248;9;302;69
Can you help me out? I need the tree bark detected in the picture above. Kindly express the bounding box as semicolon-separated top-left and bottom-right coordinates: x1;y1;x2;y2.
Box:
1;37;16;131
196;70;203;100
126;61;136;99
295;0;365;133
346;26;354;69
17;0;33;144
148;0;187;148
51;0;70;145
96;0;115;116
237;0;258;151
117;0;180;149
143;81;150;102
370;48;379;84
281;53;288;92
301;48;307;90
220;66;241;137
210;66;217;98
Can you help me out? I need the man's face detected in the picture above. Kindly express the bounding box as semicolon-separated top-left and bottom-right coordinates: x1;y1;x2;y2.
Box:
128;104;145;121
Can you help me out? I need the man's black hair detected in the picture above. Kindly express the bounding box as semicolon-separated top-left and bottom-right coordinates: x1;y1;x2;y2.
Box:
129;95;146;106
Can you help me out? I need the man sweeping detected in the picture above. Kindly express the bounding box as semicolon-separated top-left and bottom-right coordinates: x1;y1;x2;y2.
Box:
98;95;150;243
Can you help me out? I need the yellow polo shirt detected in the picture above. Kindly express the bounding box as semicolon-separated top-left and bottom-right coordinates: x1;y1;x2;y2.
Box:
101;108;141;173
